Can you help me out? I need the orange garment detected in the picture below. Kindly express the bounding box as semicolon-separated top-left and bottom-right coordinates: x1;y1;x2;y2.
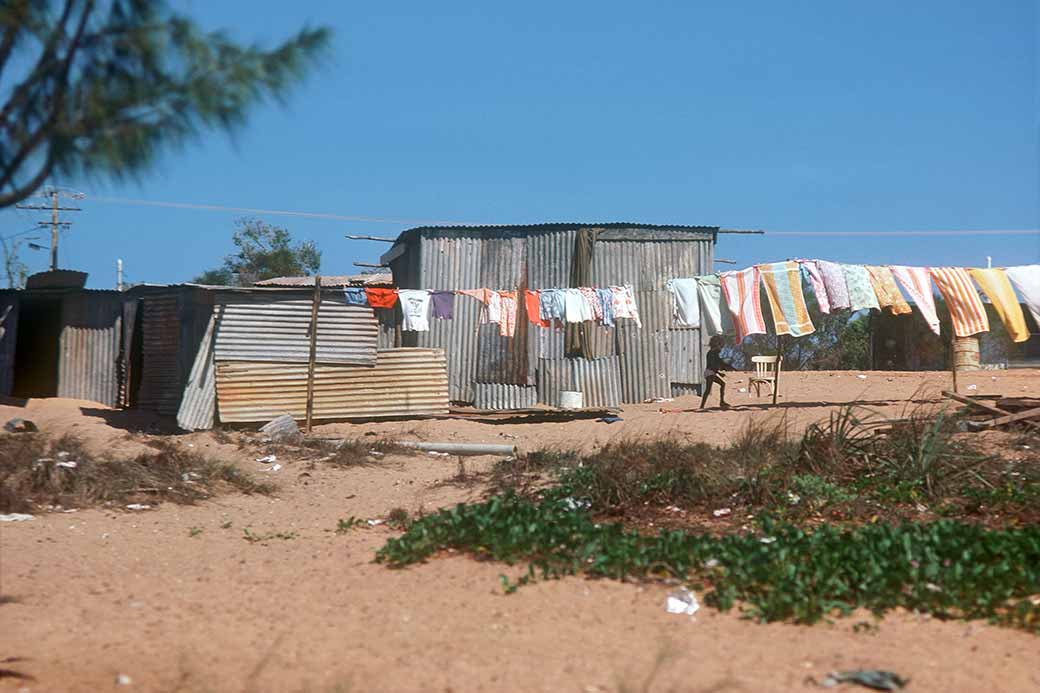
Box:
363;287;398;309
929;267;989;337
865;266;912;315
525;290;549;327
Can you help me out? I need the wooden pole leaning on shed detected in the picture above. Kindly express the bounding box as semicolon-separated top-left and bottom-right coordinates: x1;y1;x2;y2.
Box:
305;275;322;433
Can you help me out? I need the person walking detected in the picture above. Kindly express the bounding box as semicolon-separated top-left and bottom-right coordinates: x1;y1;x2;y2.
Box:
700;335;735;409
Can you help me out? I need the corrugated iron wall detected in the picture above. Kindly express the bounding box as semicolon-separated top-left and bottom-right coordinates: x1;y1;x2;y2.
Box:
214;296;378;365
402;226;714;408
176;313;216;431
137;294;181;415
214;348;449;423
57;292;123;407
0;296;18;396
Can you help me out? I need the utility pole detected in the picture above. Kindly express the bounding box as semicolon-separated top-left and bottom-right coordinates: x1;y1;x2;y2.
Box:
15;187;84;271
117;258;124;291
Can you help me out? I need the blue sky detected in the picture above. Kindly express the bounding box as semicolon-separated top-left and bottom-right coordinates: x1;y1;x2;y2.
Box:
3;1;1037;288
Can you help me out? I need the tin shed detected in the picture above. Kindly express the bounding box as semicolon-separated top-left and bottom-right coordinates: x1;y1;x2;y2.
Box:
379;223;717;408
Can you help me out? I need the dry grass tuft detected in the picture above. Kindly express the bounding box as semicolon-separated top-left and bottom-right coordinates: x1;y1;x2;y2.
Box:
0;434;274;513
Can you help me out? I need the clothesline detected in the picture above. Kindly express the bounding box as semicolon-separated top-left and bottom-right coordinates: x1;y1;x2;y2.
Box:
669;260;1040;344
339;261;1040;344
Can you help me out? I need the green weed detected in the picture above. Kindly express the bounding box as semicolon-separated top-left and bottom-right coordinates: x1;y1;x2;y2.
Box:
377;494;1040;632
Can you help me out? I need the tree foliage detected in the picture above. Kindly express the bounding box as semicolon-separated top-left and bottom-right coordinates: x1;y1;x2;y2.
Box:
193;218;320;286
0;0;330;207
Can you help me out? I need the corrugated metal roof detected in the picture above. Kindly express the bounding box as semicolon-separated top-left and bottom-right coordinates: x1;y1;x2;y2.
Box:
213;296;378;366
214;348;449;423
254;273;392;288
177;313;216;431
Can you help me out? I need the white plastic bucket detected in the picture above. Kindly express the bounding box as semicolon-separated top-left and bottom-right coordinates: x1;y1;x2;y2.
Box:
559;391;584;409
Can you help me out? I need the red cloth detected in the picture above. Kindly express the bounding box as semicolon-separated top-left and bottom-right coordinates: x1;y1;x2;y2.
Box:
364;287;398;309
525;290;549;327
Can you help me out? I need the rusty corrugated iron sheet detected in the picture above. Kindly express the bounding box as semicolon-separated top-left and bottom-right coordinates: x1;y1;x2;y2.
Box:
526;228;576;289
537;356;622;408
176;313;216;431
418;286;480;401
57;292;123;407
214;296;378;365
214;348;449;423
473;383;538;409
0;296;18;397
136;295;181;414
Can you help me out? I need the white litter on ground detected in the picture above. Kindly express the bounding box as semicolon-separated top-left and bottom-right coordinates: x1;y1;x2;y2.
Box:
0;513;33;522
665;587;700;616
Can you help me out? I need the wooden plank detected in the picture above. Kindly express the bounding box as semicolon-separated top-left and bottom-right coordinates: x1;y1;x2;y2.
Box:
304;275;322;434
942;390;1009;416
969;406;1040;430
944;390;1040;432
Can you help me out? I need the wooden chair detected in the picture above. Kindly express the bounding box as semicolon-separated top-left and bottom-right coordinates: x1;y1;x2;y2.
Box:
749;355;783;405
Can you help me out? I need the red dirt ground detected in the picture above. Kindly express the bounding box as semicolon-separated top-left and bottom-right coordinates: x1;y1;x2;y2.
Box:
1;370;1038;692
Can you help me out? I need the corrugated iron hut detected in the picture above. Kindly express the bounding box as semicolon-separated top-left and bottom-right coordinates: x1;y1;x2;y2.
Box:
379;223;717;408
123;281;447;430
0;282;123;406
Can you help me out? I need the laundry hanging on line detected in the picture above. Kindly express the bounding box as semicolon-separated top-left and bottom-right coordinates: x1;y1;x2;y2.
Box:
759;261;815;337
397;289;431;332
720;267;766;342
696;275;723;336
969;268;1029;343
890;266;941;336
1005;265;1040;328
929;267;990;337
666;278;700;328
865;266;912;315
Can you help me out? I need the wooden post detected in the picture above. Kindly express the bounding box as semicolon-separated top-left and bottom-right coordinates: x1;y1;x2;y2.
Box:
305;275;322;433
773;336;782;406
950;332;958;394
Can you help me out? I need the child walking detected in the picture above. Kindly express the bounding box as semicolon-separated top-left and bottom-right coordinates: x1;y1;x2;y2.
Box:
700;335;735;409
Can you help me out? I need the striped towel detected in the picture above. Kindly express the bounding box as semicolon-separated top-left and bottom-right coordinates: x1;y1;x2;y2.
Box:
816;260;851;310
1005;265;1040;328
890;266;940;335
797;260;830;314
696;275;724;336
968;268;1029;343
865;266;912;315
842;264;881;312
929;267;989;337
720;267;766;342
759;261;815;336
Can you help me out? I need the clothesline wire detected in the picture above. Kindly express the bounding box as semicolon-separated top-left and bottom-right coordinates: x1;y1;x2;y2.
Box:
68;196;1040;238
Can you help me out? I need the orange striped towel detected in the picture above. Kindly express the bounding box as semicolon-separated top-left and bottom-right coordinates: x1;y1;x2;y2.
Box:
929;267;989;337
865;266;912;315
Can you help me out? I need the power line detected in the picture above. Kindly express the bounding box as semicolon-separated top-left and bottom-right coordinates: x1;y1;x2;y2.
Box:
85;194;1040;238
88;195;476;226
762;229;1039;237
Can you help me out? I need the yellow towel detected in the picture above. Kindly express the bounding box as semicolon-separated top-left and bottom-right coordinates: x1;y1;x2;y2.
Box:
968;268;1029;343
865;266;912;315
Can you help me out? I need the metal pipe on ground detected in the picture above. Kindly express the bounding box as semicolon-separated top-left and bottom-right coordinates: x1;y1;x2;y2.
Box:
397;442;517;457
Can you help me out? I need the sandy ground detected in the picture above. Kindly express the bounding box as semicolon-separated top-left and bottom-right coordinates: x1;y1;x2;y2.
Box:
1;370;1039;692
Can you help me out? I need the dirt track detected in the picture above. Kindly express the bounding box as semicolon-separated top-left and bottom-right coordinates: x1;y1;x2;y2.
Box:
2;370;1039;692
